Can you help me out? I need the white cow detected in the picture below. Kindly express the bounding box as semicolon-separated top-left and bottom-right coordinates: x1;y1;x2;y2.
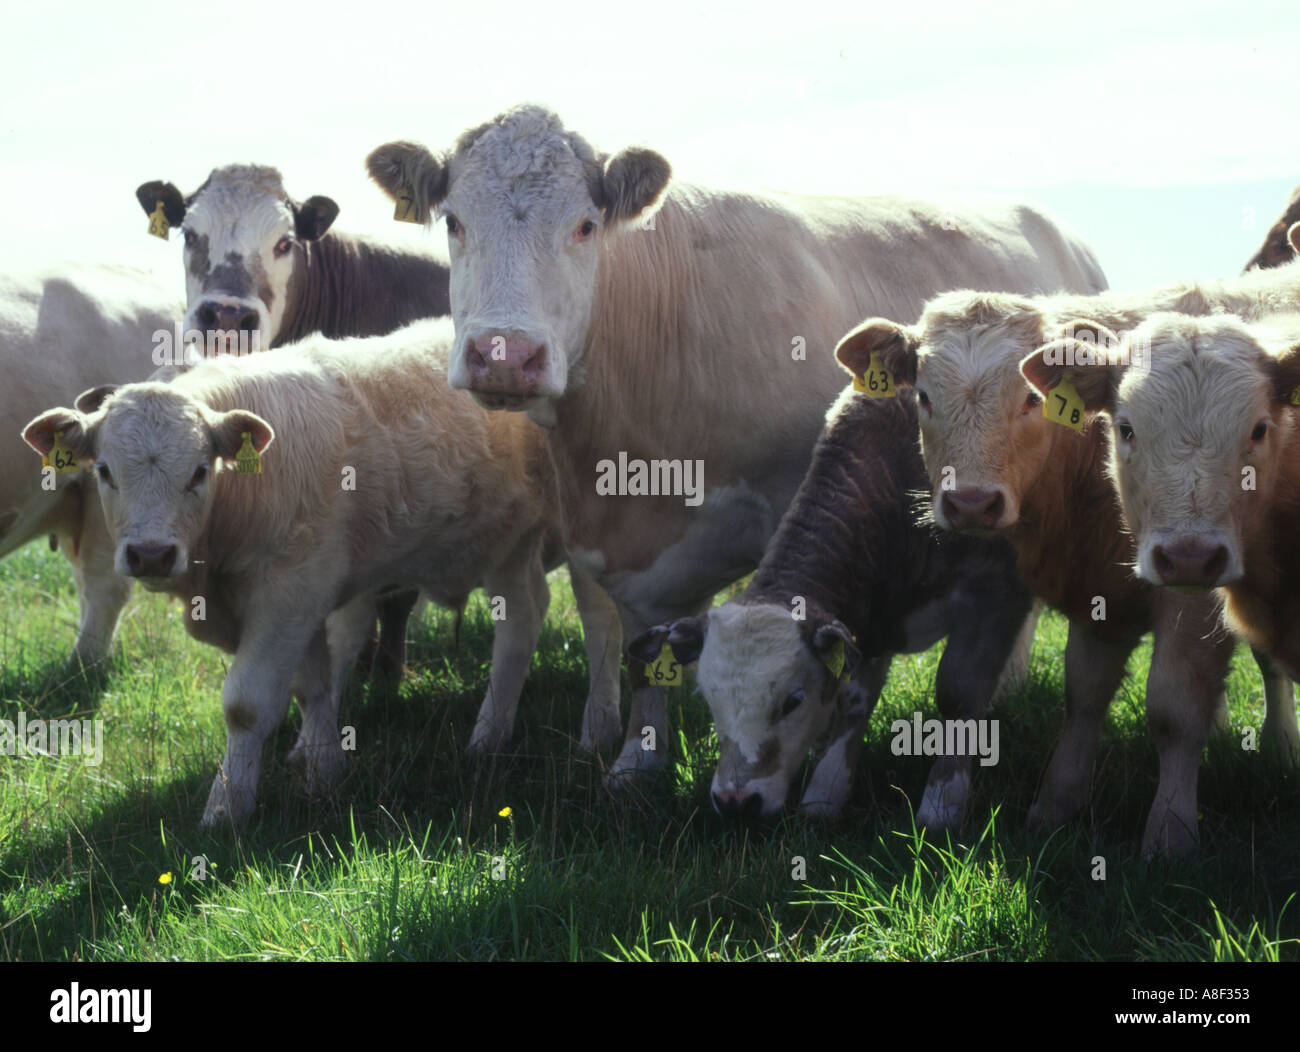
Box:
366;104;1108;781
1;264;180;664
22;318;622;825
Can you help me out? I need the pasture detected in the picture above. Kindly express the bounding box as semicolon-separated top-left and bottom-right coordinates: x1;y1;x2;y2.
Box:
2;542;1297;962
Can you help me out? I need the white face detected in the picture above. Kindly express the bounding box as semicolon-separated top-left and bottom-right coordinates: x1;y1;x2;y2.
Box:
89;387;219;587
439;119;605;413
1106;315;1291;590
912;312;1054;533
180;168;300;350
695;603;842;816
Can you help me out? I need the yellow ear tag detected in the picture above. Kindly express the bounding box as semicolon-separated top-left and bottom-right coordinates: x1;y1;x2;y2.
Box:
393;187;420;224
235;432;261;475
1043;374;1086;431
647;642;683;687
823;638;850;682
1289;386;1300;407
852;351;896;398
42;431;81;475
147;200;170;240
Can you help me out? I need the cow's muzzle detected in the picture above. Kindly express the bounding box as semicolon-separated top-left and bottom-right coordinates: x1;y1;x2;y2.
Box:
465;331;548;399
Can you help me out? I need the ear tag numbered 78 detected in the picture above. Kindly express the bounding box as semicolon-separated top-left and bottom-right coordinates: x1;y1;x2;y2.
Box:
235;432;261;475
853;352;896;398
1043;374;1085;431
648;642;683;686
393;187;420;224
147;200;170;240
43;431;80;475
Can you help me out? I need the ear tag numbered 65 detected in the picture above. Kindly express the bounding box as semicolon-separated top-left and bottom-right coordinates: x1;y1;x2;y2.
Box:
43;431;80;475
1043;374;1085;431
853;352;896;398
648;642;683;686
147;200;170;240
393;187;420;224
235;432;261;475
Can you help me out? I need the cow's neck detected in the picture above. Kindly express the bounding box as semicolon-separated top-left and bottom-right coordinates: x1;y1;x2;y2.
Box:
275;233;450;347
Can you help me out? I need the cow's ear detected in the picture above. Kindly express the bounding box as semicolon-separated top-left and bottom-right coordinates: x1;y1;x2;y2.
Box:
366;141;447;223
835;318;919;387
598;147;672;226
294;196;339;241
136;180;186;226
75;385;118;415
22;407;95;462
627;615;706;667
1288;221;1300;257
1021;319;1124;413
208;409;274;462
808;620;860;686
1269;339;1300;407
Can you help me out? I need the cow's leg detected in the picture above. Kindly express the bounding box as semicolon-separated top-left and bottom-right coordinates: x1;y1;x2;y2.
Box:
203;619;318;826
467;531;548;753
799;658;887;818
1028;625;1136;829
67;494;132;667
569;561;623;754
372;587;420;684
994;599;1042;698
1140;593;1233;857
605;602;679;783
1253;646;1300;764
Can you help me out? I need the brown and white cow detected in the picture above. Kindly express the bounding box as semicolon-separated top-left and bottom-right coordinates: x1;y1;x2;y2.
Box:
1021;311;1300;688
1;264;181;665
629;387;1036;826
1244;190;1300;271
365;104;1107;782
136;164;454;678
841;256;1300;854
22;318;623;825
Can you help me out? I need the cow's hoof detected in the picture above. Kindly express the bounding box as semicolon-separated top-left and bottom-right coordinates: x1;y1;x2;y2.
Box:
797;797;844;820
202;774;254;828
603;739;669;788
1141;813;1200;859
916;770;970;831
1026;793;1080;832
287;743;343;795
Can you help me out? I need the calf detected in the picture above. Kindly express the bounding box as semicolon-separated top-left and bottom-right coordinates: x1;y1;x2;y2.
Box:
22;318;622;825
137;163;455;679
629;387;1035;825
1021;312;1300;695
838;258;1300;855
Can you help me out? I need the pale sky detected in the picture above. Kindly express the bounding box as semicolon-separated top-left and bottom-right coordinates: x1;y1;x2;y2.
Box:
2;0;1296;291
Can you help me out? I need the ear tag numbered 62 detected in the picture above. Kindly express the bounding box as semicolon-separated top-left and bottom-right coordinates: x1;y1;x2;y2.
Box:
43;431;80;475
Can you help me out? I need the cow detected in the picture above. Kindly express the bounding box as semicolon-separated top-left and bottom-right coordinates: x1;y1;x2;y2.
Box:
1244;190;1300;271
21;317;623;825
136;163;454;679
628;386;1036;826
364;104;1107;783
1;264;181;665
1020;311;1300;691
838;252;1300;855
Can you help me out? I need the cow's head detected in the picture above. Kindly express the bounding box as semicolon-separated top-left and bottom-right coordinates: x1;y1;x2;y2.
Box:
136;166;339;352
1243;186;1300;271
630;602;860;818
367;105;671;424
836;292;1069;534
1021;312;1300;590
22;384;273;586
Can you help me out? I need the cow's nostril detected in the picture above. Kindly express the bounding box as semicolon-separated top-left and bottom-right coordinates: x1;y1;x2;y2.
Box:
984;491;1005;525
197;304;218;328
740;792;763;819
125;546;142;573
1204;546;1228;583
237;311;258;332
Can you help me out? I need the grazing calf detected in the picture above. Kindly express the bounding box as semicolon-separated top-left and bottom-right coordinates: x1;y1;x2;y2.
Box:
22;319;622;825
366;103;1107;784
1;265;180;665
1022;312;1300;699
837;256;1300;855
629;388;1035;825
137;164;454;678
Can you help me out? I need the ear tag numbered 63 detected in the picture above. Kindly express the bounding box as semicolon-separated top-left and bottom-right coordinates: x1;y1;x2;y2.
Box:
235;432;261;475
147;200;170;240
43;431;80;475
648;642;683;686
853;352;896;398
393;187;420;224
1044;374;1085;431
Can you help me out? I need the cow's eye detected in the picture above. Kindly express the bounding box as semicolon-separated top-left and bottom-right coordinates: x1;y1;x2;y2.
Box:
445;214;462;238
187;464;208;491
1249;421;1268;446
182;228;196;247
273;236;293;258
916;389;931;412
1117;422;1135;444
574;219;596;242
1022;390;1042;412
780;689;805;718
96;462;115;488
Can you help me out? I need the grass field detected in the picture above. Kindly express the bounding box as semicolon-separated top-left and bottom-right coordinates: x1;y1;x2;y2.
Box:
1;542;1298;962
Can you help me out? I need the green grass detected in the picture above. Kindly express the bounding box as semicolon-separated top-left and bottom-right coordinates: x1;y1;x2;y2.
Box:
1;543;1298;961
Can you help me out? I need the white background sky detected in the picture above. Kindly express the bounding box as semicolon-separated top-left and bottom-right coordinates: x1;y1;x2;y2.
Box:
1;0;1296;291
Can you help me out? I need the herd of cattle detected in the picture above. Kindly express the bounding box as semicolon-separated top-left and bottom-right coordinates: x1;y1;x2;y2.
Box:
6;105;1300;857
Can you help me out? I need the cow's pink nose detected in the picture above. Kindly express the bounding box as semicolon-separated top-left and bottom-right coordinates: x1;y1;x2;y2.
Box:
467;332;547;395
712;788;763;819
124;542;177;578
941;487;1007;530
1152;540;1229;588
